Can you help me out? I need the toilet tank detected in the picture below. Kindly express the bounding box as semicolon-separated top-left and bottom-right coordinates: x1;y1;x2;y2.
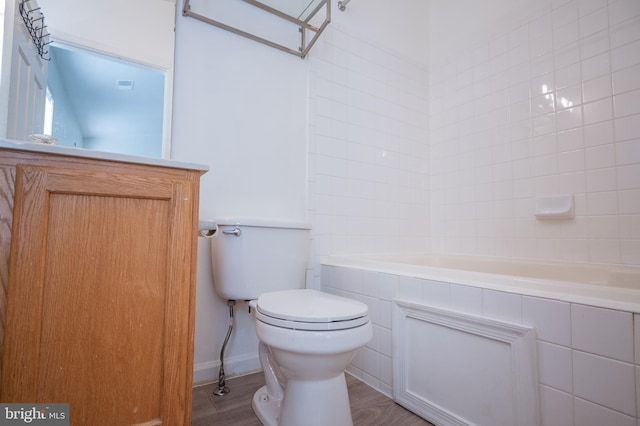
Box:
210;217;311;300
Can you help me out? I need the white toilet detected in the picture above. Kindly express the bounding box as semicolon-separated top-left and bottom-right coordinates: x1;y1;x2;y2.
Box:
210;218;372;426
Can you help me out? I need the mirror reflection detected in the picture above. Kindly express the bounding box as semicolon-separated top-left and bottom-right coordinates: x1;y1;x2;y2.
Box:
48;44;165;157
1;0;176;158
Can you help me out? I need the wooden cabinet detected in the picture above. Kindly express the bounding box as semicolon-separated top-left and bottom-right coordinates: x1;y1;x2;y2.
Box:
0;144;206;425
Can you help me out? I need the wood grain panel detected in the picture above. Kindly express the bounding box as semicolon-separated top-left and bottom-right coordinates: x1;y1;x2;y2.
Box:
0;166;16;384
38;194;169;423
1;163;200;425
159;180;195;424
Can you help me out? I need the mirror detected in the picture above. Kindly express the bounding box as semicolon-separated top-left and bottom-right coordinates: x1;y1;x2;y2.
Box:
2;0;176;158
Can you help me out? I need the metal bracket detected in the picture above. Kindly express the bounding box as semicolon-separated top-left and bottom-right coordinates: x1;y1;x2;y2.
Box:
183;0;330;59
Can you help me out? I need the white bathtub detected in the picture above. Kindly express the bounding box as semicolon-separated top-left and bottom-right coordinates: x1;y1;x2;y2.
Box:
325;253;640;313
321;254;640;426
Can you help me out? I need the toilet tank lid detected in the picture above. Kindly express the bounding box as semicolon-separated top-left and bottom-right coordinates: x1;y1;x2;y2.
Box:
214;217;311;230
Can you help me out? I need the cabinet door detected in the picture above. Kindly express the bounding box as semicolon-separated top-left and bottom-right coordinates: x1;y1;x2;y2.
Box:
1;165;195;425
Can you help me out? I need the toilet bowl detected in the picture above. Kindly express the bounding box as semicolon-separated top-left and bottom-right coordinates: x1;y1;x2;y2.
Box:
251;289;373;426
209;218;371;425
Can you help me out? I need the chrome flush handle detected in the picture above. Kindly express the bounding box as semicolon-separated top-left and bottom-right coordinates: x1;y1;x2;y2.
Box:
222;226;241;237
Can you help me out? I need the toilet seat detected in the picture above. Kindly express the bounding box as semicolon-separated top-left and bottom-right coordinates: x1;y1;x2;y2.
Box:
256;289;369;331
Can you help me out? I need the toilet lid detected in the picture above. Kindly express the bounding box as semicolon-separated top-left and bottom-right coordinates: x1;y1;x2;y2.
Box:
256;289;370;331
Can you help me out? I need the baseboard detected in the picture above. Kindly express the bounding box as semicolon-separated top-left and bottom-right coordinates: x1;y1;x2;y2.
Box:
193;353;261;386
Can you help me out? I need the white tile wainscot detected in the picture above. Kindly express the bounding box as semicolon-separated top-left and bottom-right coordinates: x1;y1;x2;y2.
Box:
321;263;640;426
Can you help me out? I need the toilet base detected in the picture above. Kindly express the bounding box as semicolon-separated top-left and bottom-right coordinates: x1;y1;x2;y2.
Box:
252;374;353;426
252;385;281;426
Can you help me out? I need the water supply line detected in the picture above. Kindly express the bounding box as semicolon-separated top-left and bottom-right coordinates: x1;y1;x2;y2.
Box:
213;300;236;396
338;0;351;11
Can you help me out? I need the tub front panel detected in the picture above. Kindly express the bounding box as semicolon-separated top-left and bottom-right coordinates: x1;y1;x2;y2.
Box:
393;299;538;426
321;262;639;426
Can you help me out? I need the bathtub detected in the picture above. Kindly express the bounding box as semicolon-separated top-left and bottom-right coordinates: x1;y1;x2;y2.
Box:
324;253;640;313
321;254;640;426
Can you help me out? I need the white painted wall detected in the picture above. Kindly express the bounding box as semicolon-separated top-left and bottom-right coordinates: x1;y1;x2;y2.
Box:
170;0;430;383
171;2;312;382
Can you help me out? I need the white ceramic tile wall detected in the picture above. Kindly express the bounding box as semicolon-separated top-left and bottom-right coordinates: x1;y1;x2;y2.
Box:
307;25;430;289
429;0;640;266
322;264;640;425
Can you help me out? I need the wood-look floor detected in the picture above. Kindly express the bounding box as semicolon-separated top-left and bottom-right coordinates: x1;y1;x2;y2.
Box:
192;372;433;426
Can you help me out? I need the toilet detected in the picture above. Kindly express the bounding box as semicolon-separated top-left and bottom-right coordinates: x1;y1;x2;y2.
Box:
210;218;372;426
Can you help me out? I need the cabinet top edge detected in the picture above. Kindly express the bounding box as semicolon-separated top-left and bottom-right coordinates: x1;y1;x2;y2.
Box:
0;139;209;173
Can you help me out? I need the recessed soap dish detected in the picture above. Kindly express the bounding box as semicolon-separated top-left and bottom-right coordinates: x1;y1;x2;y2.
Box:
534;195;574;220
